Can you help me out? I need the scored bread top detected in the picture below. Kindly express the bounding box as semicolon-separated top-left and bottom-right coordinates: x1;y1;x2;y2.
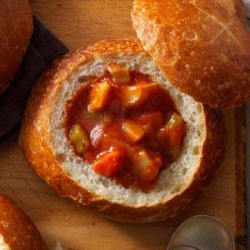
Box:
132;0;250;109
20;39;226;222
0;194;47;250
0;0;33;94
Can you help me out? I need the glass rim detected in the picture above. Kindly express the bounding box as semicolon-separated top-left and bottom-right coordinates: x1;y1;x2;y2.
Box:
167;215;235;250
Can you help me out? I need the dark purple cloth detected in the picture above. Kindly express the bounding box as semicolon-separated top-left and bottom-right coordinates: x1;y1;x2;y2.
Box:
0;16;68;142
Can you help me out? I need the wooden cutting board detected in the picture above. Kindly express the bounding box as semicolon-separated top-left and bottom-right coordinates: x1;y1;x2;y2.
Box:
0;0;247;249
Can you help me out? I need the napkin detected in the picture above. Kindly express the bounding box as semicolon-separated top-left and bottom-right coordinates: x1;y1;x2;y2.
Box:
0;16;68;143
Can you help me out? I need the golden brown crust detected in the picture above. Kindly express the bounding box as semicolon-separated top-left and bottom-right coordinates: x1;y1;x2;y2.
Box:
132;0;250;109
19;39;226;222
0;194;47;249
0;0;33;94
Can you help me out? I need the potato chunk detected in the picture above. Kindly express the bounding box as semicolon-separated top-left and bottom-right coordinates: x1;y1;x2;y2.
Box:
131;150;162;183
122;120;145;143
89;82;112;111
69;124;90;154
107;63;131;84
121;83;158;108
93;150;125;177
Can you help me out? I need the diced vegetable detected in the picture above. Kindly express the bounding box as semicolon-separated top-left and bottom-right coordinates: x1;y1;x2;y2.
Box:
121;83;158;108
164;113;185;144
107;63;131;84
136;112;163;130
122;86;147;108
131;150;162;183
89;82;112;111
69;124;90;154
159;113;186;160
92;150;125;177
122;120;145;143
166;113;185;129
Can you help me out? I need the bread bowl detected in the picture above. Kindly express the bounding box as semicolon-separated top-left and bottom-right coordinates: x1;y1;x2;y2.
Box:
0;0;33;94
20;39;226;222
0;193;47;249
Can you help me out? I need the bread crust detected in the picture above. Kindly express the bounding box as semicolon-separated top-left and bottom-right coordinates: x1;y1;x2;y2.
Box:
132;0;250;109
19;39;226;222
0;0;33;94
0;194;47;249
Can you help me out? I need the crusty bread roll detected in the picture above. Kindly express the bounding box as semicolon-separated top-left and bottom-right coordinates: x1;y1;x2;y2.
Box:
132;0;250;109
20;39;225;222
0;0;33;94
0;194;47;249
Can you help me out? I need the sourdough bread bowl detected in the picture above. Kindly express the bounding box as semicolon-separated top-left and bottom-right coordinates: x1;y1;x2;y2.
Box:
0;0;33;94
20;39;226;222
0;193;47;249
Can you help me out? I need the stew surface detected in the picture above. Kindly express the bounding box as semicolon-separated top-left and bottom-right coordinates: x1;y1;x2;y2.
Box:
65;63;186;191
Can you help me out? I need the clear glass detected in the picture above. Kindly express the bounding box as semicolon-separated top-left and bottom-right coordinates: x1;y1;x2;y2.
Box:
167;215;235;250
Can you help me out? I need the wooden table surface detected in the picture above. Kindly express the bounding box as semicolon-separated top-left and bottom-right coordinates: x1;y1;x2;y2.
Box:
0;0;247;249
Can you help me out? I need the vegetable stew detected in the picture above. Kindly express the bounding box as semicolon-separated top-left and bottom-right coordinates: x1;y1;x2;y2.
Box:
65;63;186;191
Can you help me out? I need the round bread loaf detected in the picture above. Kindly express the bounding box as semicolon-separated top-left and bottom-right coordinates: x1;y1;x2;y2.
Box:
0;0;33;94
20;39;225;222
0;194;47;249
132;0;250;109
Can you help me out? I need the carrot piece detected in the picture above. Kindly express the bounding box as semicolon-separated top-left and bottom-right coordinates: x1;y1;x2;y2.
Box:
92;150;125;177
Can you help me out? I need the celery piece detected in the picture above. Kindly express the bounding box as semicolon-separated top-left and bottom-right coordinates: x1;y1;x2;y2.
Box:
69;124;90;154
